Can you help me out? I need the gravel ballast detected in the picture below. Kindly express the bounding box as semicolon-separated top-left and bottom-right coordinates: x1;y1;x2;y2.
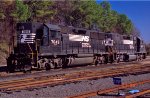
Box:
0;73;149;98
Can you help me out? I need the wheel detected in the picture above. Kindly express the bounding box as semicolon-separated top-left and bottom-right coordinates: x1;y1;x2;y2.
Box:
54;62;58;69
7;58;13;73
57;58;63;68
8;59;15;73
94;57;98;66
45;63;51;70
23;65;32;73
104;55;108;64
95;60;98;66
8;64;15;73
116;55;120;63
142;54;146;59
109;54;114;63
62;58;69;68
123;54;129;62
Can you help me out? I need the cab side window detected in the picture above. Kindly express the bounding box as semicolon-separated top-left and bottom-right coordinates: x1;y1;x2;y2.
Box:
50;30;60;38
51;30;57;38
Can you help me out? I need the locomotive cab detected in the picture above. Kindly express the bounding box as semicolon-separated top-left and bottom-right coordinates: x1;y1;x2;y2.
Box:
7;22;43;72
135;37;146;59
39;24;62;55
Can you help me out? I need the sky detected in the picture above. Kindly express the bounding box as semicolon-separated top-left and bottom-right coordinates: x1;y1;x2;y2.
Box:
97;0;150;43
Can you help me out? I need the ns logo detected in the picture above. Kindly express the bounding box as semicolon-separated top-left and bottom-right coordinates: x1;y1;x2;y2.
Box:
82;36;89;42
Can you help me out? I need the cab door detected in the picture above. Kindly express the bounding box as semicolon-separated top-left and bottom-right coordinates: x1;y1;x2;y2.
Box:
49;30;62;53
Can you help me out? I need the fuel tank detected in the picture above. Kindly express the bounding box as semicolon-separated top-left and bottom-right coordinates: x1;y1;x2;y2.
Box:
68;57;94;66
128;54;137;61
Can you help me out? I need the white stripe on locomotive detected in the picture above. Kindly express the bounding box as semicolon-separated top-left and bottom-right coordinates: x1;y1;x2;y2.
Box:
20;33;36;43
69;34;89;42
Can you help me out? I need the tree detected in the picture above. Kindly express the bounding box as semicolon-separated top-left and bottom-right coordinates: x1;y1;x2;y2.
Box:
10;0;30;22
25;1;55;22
0;1;15;41
80;0;103;28
0;1;15;62
131;25;140;37
117;14;133;35
0;9;5;20
98;1;118;32
59;0;103;28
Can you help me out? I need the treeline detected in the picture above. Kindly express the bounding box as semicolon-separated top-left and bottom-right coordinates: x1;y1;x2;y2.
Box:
0;0;140;64
0;0;134;35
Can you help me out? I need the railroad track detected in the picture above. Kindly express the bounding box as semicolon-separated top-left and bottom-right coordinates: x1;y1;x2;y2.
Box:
0;63;149;92
0;58;148;77
67;79;150;98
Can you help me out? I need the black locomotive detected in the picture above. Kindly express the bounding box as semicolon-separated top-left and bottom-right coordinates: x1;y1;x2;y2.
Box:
6;22;146;72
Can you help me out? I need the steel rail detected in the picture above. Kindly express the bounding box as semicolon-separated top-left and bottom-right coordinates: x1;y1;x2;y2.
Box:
67;80;150;98
123;89;150;98
0;63;145;86
0;64;149;92
1;67;149;92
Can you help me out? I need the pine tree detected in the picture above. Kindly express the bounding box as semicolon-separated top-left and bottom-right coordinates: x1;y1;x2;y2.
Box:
25;1;55;22
11;0;30;22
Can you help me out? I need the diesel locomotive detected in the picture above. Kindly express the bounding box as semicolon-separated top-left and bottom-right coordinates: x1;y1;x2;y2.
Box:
6;22;146;72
